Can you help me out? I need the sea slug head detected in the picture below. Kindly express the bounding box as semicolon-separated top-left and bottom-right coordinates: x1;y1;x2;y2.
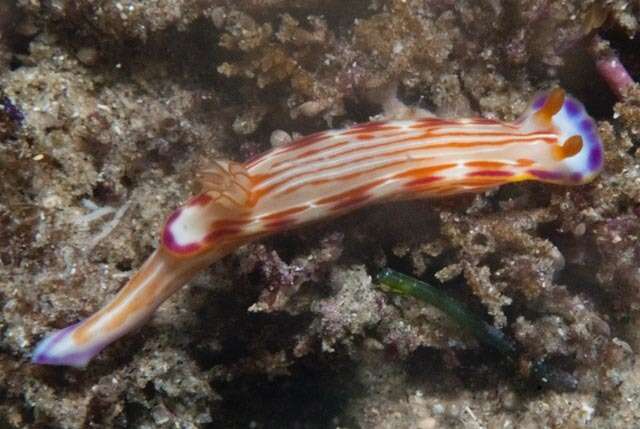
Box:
523;88;604;185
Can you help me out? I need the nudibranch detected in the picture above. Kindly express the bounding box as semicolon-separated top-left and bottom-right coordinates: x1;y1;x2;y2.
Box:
32;88;603;367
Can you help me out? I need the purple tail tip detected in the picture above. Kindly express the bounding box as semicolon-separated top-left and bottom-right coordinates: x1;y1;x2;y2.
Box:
31;323;104;368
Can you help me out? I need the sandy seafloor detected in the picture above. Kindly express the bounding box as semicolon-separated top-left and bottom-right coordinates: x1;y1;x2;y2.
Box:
2;1;640;428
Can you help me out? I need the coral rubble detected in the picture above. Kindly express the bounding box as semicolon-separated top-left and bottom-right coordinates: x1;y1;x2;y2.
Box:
1;0;640;427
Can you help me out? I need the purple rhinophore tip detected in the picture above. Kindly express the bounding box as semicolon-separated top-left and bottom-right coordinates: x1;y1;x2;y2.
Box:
532;95;547;110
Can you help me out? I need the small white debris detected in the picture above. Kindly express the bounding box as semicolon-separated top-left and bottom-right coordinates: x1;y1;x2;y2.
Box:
85;202;130;250
77;47;98;65
74;204;116;224
270;129;292;147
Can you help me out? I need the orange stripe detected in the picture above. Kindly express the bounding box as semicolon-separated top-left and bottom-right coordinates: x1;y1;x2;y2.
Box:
395;163;457;179
455;177;510;187
517;158;535;166
357;133;376;140
464;161;509;168
250;173;274;186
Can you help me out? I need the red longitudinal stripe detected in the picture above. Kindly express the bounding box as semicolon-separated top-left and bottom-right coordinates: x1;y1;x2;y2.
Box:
404;176;444;188
316;179;386;205
189;194;214;206
263;217;297;230
467;170;515;177
467;118;520;127
260;205;308;220
455;177;512;187
331;194;371;211
204;227;243;243
210;218;251;229
410;118;518;129
340;123;400;135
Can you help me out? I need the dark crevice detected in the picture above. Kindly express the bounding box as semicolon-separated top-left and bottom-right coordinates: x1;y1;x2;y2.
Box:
557;41;616;121
601;28;640;82
210;353;358;429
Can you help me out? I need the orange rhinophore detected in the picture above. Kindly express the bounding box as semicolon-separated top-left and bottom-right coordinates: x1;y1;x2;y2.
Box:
32;89;603;366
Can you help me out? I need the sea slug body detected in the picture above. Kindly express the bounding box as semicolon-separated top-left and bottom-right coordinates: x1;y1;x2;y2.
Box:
32;88;603;367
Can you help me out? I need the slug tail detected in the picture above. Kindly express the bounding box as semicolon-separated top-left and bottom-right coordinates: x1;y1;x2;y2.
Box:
32;322;104;367
32;249;212;367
